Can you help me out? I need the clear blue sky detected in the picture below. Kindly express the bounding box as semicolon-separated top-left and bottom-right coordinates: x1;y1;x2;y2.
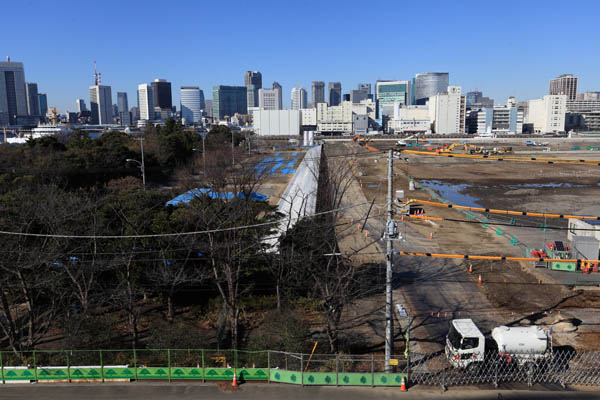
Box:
6;0;599;112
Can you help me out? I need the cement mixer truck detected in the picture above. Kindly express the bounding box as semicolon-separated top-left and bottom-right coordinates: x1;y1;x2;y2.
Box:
445;319;551;372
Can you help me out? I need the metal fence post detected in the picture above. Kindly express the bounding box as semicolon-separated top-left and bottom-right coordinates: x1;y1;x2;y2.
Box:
300;353;304;387
527;362;533;387
32;350;37;383
201;349;205;383
440;365;446;391
100;350;104;383
267;351;271;384
0;351;4;384
168;349;171;383
133;348;138;381
561;358;567;389
371;354;374;388
66;351;71;383
336;354;339;386
234;349;238;369
494;359;499;388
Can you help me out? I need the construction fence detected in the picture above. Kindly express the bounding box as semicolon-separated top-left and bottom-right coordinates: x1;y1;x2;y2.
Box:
2;348;600;388
0;349;406;387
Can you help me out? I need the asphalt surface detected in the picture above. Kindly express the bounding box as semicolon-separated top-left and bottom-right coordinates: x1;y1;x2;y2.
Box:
1;383;600;400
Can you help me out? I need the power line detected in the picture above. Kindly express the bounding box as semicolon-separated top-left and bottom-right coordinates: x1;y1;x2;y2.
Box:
0;201;371;240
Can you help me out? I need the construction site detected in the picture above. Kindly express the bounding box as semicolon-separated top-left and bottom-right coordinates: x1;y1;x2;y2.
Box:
318;136;600;359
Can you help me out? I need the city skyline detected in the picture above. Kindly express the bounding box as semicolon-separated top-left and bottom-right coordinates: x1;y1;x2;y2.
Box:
4;0;599;113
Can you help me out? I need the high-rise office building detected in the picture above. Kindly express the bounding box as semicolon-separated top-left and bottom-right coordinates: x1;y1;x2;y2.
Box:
76;98;87;113
258;88;283;110
413;72;449;105
89;84;112;125
311;81;325;106
0;58;28;125
328;82;342;106
198;89;206;111
358;83;372;96
350;83;371;104
137;83;155;121
117;92;129;114
376;80;411;117
204;100;213;117
151;79;172;118
466;90;494;108
180;86;203;124
212;86;247;119
291;87;307;110
272;82;282;110
38;93;47;118
550;74;578;101
25;82;39;116
244;71;262;110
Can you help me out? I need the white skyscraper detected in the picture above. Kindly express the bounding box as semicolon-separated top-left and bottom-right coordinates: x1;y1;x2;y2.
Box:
258;88;282;110
291;87;307;110
89;85;112;125
527;95;566;134
138;83;155;121
180;86;202;124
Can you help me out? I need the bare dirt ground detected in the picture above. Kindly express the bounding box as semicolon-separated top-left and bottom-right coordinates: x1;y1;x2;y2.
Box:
332;140;600;352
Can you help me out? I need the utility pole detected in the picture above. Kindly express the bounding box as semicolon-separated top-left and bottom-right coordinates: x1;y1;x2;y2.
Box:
231;130;235;166
385;148;394;372
202;133;206;175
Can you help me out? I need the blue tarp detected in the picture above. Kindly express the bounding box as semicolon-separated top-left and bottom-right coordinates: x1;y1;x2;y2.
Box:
166;188;268;206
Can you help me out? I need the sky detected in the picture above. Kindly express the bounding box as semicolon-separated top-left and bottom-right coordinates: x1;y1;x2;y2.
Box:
5;0;600;113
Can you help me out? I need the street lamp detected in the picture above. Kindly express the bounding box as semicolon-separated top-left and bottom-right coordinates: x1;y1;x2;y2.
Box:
126;158;145;190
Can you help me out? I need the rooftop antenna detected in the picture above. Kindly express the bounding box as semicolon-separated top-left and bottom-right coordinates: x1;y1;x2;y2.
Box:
94;60;101;85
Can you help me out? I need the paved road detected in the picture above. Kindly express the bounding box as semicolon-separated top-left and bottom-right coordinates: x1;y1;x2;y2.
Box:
2;383;600;400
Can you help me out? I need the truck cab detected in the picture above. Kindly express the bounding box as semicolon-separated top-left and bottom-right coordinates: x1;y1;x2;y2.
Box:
445;319;485;369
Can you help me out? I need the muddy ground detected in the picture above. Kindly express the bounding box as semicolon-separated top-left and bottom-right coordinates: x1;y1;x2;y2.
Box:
332;140;600;351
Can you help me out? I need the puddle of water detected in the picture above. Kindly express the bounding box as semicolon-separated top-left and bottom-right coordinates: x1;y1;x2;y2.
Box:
419;180;482;207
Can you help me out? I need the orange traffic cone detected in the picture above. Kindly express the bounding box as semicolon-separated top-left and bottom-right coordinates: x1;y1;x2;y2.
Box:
429;232;433;239
478;274;483;284
232;370;238;387
400;376;407;391
468;264;473;273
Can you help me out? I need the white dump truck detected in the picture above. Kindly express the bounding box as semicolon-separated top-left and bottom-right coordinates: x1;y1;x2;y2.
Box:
445;319;551;371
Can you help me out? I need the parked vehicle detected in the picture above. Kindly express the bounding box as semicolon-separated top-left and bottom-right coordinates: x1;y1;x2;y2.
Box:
445;319;551;371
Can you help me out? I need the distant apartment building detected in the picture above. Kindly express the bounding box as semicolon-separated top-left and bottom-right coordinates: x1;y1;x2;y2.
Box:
180;86;203;124
291;87;307;110
413;72;448;105
376;80;411;118
387;105;431;134
151;79;172;119
550;74;577;101
473;98;524;134
565;98;600;132
212;86;247;119
0;58;28;125
428;86;466;134
328;82;342;106
258;88;282;110
137;83;155;121
316;101;353;134
89;84;112;125
271;82;282;109
527;95;566;133
577;92;600;101
311;81;325;107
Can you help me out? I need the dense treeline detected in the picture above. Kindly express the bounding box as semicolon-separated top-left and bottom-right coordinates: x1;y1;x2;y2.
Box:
0;123;376;358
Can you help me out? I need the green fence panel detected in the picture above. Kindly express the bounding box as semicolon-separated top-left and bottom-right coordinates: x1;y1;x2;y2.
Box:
36;368;70;380
3;368;35;381
168;367;203;380
373;373;406;386
337;372;373;386
302;372;337;385
238;368;269;381
270;369;301;384
203;367;235;381
135;367;170;380
101;367;135;380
